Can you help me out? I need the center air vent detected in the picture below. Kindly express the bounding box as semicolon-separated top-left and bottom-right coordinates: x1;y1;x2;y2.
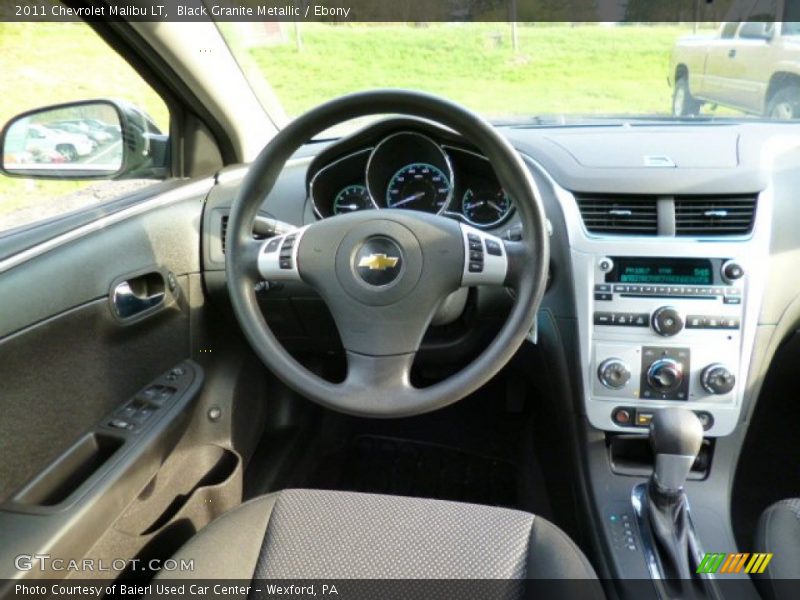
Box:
675;195;756;236
575;195;658;235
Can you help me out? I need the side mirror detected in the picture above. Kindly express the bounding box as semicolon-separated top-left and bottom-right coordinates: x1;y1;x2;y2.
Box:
739;22;774;40
0;99;168;180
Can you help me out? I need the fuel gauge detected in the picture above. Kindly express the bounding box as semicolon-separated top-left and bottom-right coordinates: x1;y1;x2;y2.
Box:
333;184;373;215
461;188;512;227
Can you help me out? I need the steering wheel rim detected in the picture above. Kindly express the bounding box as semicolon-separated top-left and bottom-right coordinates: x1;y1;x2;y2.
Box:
226;90;549;417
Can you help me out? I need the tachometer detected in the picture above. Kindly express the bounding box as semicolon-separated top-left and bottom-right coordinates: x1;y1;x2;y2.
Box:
386;162;451;213
333;184;373;214
462;188;512;227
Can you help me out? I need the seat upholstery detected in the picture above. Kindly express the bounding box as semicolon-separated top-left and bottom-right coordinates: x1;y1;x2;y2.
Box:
164;489;602;597
754;498;800;599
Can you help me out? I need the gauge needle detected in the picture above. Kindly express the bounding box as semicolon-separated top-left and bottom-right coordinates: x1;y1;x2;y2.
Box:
339;204;359;211
393;191;425;207
464;201;485;210
488;201;504;212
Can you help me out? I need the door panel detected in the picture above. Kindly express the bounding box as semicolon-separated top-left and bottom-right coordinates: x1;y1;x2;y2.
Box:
0;182;210;501
0;179;220;584
0;296;189;503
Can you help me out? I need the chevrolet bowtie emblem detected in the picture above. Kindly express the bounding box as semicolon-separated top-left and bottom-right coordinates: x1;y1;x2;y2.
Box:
358;253;399;271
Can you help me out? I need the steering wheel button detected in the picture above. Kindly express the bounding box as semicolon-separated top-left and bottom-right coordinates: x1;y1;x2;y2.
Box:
264;238;281;253
468;262;483;273
279;258;293;269
485;240;502;256
469;250;483;261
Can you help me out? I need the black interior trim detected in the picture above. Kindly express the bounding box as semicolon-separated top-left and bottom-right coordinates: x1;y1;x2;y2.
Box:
84;16;237;168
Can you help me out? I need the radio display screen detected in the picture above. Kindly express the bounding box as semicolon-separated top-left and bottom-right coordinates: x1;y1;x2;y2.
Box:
610;258;713;286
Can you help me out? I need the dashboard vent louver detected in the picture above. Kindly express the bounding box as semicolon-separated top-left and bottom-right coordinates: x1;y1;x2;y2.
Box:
575;194;658;235
220;215;228;253
674;195;757;236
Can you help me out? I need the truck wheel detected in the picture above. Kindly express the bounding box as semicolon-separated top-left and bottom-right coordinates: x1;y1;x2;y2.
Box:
673;76;702;117
56;144;78;162
767;85;800;119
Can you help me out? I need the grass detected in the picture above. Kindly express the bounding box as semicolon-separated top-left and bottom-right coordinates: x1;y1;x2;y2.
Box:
1;22;714;229
249;23;701;119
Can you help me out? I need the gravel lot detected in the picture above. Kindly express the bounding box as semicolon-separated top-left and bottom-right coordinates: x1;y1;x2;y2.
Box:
0;179;157;232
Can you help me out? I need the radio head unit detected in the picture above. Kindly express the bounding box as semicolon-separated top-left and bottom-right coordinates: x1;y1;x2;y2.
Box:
606;257;719;287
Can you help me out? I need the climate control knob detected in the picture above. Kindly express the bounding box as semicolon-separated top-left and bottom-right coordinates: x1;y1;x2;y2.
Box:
647;358;684;393
701;364;736;395
598;358;631;389
651;306;684;337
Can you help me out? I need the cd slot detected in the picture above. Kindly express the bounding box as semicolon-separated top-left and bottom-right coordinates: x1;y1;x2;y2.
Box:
620;292;716;300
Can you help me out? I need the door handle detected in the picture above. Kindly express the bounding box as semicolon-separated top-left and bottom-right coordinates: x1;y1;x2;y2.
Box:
728;49;736;58
112;272;165;319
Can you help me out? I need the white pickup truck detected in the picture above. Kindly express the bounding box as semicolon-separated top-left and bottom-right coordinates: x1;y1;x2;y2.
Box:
670;21;800;119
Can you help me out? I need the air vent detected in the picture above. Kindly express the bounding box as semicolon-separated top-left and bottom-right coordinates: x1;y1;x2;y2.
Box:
675;195;756;236
576;194;658;235
220;215;229;253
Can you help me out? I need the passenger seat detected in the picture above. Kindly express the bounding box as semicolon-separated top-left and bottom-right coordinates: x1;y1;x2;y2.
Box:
754;498;800;598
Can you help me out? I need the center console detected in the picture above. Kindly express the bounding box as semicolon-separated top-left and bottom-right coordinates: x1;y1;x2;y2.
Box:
557;188;771;438
590;255;744;434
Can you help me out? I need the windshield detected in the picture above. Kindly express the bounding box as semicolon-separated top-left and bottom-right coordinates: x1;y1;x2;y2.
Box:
220;22;800;130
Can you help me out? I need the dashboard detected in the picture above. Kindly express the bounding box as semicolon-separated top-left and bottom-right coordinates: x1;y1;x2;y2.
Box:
307;127;515;230
203;117;800;439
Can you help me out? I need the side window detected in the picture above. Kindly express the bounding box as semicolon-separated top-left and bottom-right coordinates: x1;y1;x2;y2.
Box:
0;21;169;233
721;23;739;39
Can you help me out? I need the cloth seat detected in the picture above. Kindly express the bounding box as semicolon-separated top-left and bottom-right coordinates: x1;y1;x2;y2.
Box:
754;498;800;599
162;488;604;598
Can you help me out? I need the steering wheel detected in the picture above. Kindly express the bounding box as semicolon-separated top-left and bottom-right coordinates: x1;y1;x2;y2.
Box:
226;90;549;417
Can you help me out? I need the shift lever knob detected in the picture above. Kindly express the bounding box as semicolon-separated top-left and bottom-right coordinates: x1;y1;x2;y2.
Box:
649;407;703;492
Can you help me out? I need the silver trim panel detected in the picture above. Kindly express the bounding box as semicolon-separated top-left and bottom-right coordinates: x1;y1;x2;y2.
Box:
520;150;773;437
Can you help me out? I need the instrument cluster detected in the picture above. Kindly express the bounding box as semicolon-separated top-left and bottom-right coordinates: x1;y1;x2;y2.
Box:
309;130;515;229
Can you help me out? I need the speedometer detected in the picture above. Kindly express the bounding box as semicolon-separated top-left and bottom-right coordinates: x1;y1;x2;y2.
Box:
386;162;452;213
462;188;512;227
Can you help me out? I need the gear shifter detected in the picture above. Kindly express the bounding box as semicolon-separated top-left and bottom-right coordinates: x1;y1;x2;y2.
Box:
650;407;703;493
642;408;718;599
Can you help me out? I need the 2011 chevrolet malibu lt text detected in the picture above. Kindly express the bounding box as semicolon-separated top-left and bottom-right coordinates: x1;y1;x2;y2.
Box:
1;1;800;599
